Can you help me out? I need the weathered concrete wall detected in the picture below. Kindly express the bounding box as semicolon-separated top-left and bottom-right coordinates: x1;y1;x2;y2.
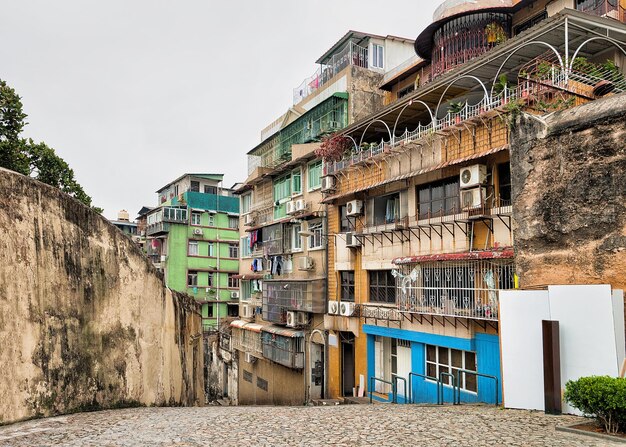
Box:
0;169;204;424
510;93;626;290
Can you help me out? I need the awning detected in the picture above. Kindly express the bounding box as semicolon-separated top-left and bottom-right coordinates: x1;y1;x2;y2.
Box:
260;325;304;338
229;320;265;333
393;248;514;265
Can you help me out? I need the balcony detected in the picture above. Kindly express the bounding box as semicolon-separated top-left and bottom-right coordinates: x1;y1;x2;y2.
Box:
293;41;368;105
146;207;188;236
262;279;326;325
230;320;264;357
393;256;515;321
261;326;304;369
577;0;625;22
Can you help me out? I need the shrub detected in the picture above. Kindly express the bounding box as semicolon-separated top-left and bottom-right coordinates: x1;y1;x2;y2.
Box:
315;135;353;162
564;376;626;434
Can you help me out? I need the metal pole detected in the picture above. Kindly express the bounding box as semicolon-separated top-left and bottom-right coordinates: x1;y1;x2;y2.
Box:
564;17;569;83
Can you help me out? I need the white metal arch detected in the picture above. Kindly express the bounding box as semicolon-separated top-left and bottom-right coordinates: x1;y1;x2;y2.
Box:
434;75;490;119
490;41;565;96
343;134;360;152
569;36;626;71
357;119;393;147
391;99;435;141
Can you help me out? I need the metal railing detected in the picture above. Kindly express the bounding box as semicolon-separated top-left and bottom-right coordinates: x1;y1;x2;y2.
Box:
438;372;459;405
231;327;263;356
392;375;407;402
453;369;499;406
293;41;368;105
369;377;397;404
395;259;515;321
408;372;439;404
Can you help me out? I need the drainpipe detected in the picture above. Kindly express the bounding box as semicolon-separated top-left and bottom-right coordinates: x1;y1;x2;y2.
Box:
216;180;221;330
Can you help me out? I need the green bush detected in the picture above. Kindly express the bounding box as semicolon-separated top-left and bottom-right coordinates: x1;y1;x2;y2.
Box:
564;376;626;434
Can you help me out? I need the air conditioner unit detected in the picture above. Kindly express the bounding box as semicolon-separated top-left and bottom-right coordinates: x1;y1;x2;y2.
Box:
459;164;487;189
244;213;255;226
192;228;203;235
345;231;361;248
340;301;356;317
346;200;363;217
244;352;257;363
298;256;315;271
295;199;307;212
230;291;240;299
286;311;297;328
242;304;253;319
328;300;339;315
286;201;296;215
321;176;336;192
461;187;486;209
296;312;309;325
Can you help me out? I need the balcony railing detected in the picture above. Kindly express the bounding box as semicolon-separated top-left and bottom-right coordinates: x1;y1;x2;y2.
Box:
231;326;263;356
324;62;626;176
262;279;326;324
393;259;515;321
293;41;368;105
577;0;625;22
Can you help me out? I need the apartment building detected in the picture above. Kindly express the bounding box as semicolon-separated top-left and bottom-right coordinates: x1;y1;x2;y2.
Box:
321;0;626;403
145;173;240;331
229;31;416;405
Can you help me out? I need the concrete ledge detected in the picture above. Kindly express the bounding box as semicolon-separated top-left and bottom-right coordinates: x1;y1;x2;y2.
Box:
556;423;626;444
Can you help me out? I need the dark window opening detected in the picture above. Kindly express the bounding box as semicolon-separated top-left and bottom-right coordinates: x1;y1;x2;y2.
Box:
204;185;217;194
398;84;415;99
372;192;400;225
497;162;512;205
369;270;396;304
417;178;460;219
191;181;200;192
340;271;355;302
339;205;353;232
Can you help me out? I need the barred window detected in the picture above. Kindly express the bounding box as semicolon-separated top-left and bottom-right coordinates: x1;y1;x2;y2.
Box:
340;271;355;302
369;270;396;304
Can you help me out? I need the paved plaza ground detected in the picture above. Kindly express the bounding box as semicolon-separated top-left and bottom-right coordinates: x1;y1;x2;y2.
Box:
0;404;620;447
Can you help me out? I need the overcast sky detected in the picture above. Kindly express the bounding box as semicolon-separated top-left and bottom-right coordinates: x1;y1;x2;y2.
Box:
1;1;438;220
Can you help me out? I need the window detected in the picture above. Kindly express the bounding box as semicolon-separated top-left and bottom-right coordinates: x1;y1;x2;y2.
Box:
227;305;239;317
292;169;302;195
207;214;215;226
188;240;199;256
340;271;355;302
369;270;396;304
426;345;477;392
241;280;251;300
207;273;214;287
292;223;302;251
497;162;511;205
372;43;384;69
339;205;352;233
241;236;252;258
204;185;217;194
208;243;214;257
398;84;414;99
190;181;200;192
229;244;239;258
307;160;323;191
174;185;179;197
206;305;214;318
273;174;291;202
187;271;198;287
228;274;240;289
308;221;324;249
228;216;239;229
370;192;400;226
241;193;252;214
191;212;201;226
417;178;460;219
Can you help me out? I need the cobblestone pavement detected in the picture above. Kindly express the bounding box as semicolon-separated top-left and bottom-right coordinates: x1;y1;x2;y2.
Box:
0;404;620;447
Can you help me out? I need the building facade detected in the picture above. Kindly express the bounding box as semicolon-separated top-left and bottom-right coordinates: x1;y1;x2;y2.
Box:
146;173;240;331
230;32;417;405
321;0;626;403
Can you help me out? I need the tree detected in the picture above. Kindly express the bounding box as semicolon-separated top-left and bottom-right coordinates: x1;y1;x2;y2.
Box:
0;79;102;213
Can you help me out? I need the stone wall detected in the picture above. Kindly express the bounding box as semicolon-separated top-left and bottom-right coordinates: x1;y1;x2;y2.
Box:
510;93;626;291
0;169;204;424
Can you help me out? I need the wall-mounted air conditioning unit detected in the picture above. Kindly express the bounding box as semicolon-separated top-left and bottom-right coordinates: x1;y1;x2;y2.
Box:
192;228;203;235
461;187;486;209
346;200;363;217
286;311;297;328
459;164;487;189
298;256;315;271
321;176;336;192
295;199;307;212
296;312;308;325
328;300;339;315
286;201;296;215
244;213;255;226
242;304;253;319
345;231;361;248
230;291;240;299
340;301;356;317
244;352;256;363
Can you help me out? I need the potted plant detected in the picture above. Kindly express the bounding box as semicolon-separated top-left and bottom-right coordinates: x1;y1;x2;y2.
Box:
449;101;465;124
315;134;353;162
493;74;511;104
485;22;507;45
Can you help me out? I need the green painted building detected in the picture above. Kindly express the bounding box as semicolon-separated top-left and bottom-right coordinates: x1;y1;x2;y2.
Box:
146;174;240;331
